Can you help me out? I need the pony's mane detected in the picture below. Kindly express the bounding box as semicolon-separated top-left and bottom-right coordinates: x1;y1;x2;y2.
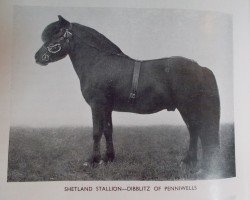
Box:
72;23;125;55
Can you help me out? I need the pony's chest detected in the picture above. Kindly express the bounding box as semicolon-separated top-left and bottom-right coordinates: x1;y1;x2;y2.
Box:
80;83;110;106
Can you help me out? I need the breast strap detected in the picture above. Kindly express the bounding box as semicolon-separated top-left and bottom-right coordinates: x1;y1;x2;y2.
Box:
129;60;141;103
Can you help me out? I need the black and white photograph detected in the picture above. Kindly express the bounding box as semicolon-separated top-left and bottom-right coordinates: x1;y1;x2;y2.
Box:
7;6;235;182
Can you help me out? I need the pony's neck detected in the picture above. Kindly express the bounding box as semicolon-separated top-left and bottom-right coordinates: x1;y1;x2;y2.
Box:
67;23;126;81
68;35;100;81
70;23;124;55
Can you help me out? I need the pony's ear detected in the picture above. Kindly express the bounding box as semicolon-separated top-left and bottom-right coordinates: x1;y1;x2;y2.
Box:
58;15;70;27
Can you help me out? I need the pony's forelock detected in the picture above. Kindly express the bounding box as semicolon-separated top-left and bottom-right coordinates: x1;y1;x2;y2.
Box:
41;21;61;42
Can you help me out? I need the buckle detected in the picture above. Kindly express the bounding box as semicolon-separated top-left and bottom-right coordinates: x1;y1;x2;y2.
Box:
129;93;136;99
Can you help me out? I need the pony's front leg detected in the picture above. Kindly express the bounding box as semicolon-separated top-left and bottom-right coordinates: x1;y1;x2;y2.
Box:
103;111;115;162
89;106;105;165
88;106;114;166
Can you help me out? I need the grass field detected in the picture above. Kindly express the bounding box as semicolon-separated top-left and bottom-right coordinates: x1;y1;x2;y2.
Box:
7;124;235;181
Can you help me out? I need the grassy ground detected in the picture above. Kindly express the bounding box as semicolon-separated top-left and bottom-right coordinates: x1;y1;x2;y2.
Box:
7;124;235;181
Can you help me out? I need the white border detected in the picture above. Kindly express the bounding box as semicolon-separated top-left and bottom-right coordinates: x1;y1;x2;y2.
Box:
0;0;249;199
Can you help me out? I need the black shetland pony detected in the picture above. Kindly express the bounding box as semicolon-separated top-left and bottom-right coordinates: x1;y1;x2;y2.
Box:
35;16;220;172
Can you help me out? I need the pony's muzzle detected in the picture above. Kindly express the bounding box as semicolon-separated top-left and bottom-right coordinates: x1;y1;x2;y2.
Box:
42;52;50;62
35;51;39;62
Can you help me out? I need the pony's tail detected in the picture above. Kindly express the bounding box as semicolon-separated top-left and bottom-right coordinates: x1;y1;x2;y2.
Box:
200;67;220;149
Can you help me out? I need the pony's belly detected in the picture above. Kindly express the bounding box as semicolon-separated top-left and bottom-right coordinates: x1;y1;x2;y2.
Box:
113;105;165;114
113;98;174;114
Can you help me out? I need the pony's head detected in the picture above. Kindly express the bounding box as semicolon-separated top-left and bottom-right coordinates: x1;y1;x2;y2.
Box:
35;15;72;66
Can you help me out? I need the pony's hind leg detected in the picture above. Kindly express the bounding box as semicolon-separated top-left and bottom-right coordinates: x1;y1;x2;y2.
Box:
199;122;220;172
178;105;201;167
198;95;220;173
178;101;219;171
182;126;199;166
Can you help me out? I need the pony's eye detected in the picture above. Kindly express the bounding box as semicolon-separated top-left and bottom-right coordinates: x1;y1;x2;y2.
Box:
53;29;62;36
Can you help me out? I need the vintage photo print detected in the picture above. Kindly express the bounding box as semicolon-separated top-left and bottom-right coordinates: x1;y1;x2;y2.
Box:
8;6;235;181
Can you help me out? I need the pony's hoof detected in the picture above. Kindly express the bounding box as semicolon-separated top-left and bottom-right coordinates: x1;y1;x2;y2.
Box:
103;153;115;163
195;168;222;179
83;161;90;166
98;160;104;165
180;160;199;174
195;169;204;175
83;161;91;167
83;159;104;168
182;155;197;165
194;169;207;179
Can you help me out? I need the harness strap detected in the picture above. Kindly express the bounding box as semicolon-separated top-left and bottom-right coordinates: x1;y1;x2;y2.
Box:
129;61;141;103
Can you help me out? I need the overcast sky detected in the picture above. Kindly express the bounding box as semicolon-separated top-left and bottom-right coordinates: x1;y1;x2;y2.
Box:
11;6;233;127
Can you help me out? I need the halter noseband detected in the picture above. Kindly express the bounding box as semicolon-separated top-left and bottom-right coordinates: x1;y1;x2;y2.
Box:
42;26;72;61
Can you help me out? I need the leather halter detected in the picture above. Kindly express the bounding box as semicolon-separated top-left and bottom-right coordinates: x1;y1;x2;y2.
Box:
41;25;72;62
129;60;141;103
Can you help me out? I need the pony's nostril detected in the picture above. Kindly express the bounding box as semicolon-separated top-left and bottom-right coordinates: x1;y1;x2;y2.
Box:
35;52;39;61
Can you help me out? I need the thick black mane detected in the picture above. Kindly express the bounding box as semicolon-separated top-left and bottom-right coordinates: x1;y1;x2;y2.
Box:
72;23;124;55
